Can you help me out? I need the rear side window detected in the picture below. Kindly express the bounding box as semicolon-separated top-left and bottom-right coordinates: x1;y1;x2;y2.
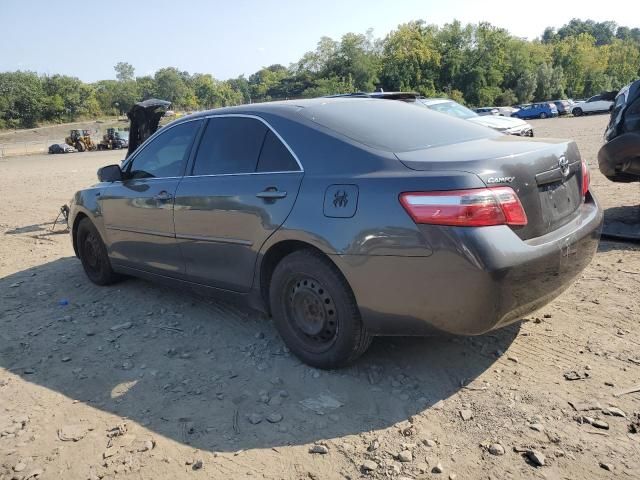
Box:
256;131;300;172
192;117;267;175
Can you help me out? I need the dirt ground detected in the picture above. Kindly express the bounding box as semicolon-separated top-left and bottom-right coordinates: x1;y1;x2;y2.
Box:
1;114;639;480
0;119;125;146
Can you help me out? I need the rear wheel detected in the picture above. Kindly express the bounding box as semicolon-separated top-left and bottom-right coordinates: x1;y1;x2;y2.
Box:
572;107;583;116
539;112;547;119
76;218;120;285
269;250;372;369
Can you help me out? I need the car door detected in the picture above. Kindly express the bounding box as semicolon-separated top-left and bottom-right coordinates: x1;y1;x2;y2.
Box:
100;119;203;276
173;115;304;292
587;95;603;112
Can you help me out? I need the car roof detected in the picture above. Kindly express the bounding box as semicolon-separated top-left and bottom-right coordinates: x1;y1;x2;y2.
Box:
168;97;497;153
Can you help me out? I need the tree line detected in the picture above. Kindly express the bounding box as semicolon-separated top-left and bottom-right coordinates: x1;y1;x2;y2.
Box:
1;18;639;129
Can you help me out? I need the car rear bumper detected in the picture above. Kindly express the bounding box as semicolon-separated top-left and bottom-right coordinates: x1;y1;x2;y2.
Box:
333;194;602;336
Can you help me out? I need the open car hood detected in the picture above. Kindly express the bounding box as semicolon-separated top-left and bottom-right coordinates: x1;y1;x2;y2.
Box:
126;99;171;158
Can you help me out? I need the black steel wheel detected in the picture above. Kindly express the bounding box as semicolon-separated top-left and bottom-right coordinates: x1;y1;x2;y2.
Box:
270;249;372;369
286;275;339;352
76;218;120;285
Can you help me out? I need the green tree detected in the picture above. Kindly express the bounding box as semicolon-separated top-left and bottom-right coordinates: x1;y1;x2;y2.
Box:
154;67;189;106
114;62;135;82
380;21;440;93
0;71;45;128
302;76;355;97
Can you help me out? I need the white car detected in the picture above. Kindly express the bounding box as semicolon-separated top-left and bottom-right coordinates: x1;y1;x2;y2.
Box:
572;93;615;116
419;98;534;137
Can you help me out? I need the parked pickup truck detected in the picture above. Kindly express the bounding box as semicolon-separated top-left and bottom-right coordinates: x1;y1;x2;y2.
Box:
572;92;616;116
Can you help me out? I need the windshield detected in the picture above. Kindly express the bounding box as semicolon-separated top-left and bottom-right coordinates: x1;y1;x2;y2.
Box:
418;99;478;119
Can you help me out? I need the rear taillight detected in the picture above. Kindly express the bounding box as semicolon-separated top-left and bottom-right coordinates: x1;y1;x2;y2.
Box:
581;159;590;197
399;187;527;227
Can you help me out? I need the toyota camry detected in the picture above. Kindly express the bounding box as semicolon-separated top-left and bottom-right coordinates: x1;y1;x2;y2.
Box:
68;97;602;368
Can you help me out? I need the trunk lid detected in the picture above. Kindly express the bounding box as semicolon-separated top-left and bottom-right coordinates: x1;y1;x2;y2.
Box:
126;98;171;158
396;136;584;240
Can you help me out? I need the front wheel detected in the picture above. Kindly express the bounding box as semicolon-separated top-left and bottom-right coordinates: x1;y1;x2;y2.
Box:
572;107;583;116
76;218;120;285
269;250;372;369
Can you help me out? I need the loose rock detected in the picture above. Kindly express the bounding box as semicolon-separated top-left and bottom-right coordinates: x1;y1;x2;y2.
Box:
602;407;626;417
266;413;283;424
398;450;412;462
526;450;545;467
361;460;378;472
309;444;329;454
432;462;444;473
569;400;601;411
110;322;132;331
57;424;87;442
247;413;263;425
192;459;203;470
489;443;505;456
459;409;473;421
529;423;544;432
592;419;609;429
599;462;613;471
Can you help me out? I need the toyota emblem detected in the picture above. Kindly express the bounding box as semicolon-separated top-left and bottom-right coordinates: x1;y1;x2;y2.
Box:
558;155;570;177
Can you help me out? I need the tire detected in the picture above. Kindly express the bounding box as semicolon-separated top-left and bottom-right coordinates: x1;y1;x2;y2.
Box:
539;112;547;119
76;141;85;152
76;218;120;285
572;107;583;116
269;249;372;369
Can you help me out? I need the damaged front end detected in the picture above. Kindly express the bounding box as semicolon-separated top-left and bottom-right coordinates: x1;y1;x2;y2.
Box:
125;98;171;158
598;80;640;183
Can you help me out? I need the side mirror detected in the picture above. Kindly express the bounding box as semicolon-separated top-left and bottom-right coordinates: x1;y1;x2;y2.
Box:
97;164;123;182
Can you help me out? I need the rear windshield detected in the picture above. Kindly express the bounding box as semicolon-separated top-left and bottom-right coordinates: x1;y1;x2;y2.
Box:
298;98;499;152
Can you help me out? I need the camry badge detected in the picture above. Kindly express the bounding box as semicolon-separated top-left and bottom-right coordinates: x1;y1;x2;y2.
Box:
487;176;515;184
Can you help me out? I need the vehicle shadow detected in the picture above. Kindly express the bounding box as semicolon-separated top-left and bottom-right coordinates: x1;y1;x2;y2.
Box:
1;257;520;452
599;203;640;250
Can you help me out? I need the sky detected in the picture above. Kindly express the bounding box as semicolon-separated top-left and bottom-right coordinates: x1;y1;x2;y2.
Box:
0;0;636;82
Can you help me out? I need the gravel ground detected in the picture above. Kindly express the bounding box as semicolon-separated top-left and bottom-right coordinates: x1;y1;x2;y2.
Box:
1;113;639;479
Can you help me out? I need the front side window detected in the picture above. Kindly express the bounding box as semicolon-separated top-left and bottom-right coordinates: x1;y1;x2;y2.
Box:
127;120;201;179
192;117;268;175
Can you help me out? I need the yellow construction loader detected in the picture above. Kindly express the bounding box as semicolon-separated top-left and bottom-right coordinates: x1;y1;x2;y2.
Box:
65;129;97;152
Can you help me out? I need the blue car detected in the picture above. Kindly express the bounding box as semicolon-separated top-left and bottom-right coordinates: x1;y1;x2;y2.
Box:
511;102;559;119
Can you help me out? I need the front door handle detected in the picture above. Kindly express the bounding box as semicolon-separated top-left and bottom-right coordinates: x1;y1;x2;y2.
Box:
256;188;287;200
153;191;174;202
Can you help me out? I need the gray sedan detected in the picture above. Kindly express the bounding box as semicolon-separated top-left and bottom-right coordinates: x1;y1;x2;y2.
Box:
68;98;602;368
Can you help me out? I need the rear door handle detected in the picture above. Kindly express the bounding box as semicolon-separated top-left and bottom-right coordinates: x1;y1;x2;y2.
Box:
256;189;287;200
153;191;174;202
